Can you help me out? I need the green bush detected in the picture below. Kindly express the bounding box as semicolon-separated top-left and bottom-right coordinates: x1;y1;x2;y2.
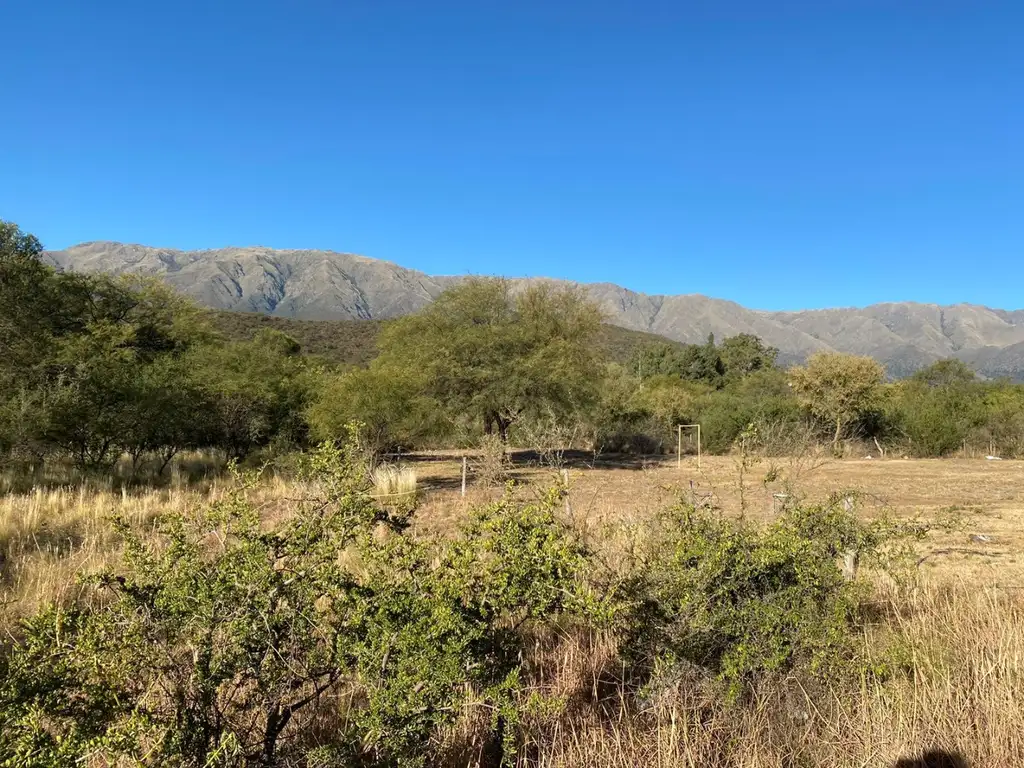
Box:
888;381;984;457
306;366;443;458
622;495;925;699
590;366;807;458
0;439;596;767
588;368;706;455
0;431;946;764
691;392;752;453
976;382;1024;457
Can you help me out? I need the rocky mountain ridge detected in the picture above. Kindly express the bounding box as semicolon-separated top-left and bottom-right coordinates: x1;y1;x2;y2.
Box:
45;241;1024;380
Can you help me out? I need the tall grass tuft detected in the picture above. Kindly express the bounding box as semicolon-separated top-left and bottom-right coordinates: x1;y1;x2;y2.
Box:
370;463;418;504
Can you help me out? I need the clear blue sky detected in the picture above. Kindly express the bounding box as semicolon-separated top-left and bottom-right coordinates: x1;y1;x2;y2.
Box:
3;1;1022;310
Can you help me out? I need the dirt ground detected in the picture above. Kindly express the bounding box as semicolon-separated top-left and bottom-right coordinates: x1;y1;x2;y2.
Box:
405;450;1024;586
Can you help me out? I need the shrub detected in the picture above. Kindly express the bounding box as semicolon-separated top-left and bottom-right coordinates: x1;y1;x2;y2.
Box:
512;407;583;468
589;370;704;455
691;392;752;453
473;433;511;487
888;381;984;457
306;367;443;461
0;440;597;767
622;494;927;699
975;383;1024;457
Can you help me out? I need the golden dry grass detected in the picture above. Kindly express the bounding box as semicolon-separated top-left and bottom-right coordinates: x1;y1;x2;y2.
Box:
421;455;1024;765
2;455;1024;766
370;464;419;503
412;452;1024;586
509;580;1024;767
0;475;298;619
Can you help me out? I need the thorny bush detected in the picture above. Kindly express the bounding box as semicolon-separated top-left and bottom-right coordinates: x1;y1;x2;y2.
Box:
0;432;598;767
620;491;940;700
0;431;943;766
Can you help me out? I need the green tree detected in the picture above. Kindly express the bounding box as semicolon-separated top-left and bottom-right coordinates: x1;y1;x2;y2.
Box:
879;359;984;457
306;366;441;457
3;221;342;471
0;221;50;374
891;384;974;457
788;352;885;452
630;341;689;380
911;358;977;388
632;334;776;388
886;361;986;457
677;333;725;386
375;279;603;442
187;330;313;458
2;221;216;468
720;333;779;380
115;355;211;474
978;382;1024;457
589;363;660;454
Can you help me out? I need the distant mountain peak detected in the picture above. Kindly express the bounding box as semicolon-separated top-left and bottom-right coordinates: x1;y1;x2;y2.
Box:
44;242;1024;381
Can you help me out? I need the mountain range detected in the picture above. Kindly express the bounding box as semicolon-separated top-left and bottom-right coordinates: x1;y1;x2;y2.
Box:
44;242;1024;380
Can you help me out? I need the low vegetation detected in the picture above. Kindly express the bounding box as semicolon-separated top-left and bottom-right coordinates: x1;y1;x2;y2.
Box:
208;311;680;371
0;436;1015;765
0;436;1020;766
3;219;1024;766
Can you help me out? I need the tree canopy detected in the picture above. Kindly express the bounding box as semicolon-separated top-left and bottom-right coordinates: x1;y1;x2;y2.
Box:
788;352;885;451
0;221;312;471
371;278;605;441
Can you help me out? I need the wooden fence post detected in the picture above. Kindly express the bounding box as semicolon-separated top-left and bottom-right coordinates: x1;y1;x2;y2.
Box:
561;468;571;517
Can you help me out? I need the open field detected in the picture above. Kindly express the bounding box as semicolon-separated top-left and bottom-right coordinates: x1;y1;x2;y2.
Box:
4;453;1024;616
2;454;1024;766
411;452;1024;585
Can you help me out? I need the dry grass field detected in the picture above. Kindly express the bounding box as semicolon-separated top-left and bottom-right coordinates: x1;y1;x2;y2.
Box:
2;453;1024;766
412;451;1024;586
4;451;1022;614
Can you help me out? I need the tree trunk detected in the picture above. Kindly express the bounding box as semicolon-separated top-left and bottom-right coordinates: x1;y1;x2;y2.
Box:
158;447;178;476
129;449;146;480
832;416;843;455
484;410;512;443
481;712;506;767
261;705;291;765
496;415;511;443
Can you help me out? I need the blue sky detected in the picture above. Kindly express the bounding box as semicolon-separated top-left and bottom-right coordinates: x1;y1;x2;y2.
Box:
2;1;1022;310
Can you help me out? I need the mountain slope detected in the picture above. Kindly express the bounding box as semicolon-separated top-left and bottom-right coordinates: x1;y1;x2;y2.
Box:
957;341;1024;382
45;242;1024;379
207;311;688;369
46;242;447;320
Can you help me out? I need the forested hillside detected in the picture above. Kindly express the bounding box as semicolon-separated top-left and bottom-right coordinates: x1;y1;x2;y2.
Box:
208;310;689;368
209;311;385;367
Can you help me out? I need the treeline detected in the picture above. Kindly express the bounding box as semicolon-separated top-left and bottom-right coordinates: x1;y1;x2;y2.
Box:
3;220;1024;473
1;222;313;472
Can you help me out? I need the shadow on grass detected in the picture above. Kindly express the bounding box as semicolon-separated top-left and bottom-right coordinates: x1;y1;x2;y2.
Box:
507;448;676;470
894;750;968;768
394;449;680;472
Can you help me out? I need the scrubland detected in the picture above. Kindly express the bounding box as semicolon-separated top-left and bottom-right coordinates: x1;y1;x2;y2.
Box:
2;451;1022;767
